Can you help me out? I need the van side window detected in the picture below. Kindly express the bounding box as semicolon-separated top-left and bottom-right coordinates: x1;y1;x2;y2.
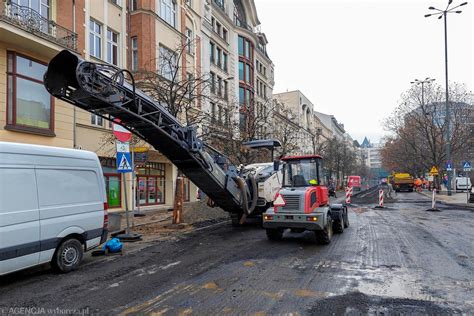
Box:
36;169;101;206
0;168;38;213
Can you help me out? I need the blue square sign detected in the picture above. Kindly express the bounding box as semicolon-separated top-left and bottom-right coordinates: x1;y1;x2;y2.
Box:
463;161;471;171
117;152;132;173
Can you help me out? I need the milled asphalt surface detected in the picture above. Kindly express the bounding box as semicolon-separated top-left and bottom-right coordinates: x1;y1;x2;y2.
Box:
1;191;473;315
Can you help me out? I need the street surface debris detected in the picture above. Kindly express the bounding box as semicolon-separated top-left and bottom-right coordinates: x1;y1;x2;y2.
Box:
1;192;473;314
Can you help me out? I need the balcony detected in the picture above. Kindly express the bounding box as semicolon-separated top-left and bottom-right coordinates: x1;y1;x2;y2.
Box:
0;1;77;51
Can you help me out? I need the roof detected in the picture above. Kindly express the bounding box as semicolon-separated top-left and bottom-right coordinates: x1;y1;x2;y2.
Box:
0;141;98;161
281;154;323;161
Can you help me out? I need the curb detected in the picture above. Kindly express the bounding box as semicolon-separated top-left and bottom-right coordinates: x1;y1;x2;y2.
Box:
416;191;474;210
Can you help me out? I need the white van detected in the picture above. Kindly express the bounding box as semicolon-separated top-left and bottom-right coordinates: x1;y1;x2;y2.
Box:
455;177;472;192
0;142;108;275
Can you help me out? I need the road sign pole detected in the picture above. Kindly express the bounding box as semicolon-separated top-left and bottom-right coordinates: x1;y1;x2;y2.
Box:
122;174;130;234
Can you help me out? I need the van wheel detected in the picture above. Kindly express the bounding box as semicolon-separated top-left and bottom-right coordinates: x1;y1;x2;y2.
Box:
51;238;84;273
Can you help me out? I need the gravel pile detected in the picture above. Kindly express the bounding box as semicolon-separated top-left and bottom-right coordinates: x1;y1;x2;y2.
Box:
182;200;229;224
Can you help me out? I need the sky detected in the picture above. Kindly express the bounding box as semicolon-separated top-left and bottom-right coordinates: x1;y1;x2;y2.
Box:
253;0;473;144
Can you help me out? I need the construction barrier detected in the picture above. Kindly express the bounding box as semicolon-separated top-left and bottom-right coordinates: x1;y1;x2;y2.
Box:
426;189;440;212
378;189;384;207
345;187;353;204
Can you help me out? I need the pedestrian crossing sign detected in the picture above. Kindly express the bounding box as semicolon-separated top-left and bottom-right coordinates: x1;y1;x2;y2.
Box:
117;152;132;173
463;161;471;171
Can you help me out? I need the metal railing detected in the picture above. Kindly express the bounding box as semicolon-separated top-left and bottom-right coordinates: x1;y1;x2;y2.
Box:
0;1;77;50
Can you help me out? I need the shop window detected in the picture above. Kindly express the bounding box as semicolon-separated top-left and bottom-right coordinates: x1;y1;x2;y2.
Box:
104;174;121;208
6;52;54;135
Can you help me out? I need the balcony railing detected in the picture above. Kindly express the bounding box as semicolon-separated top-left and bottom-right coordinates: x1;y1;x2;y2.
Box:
0;1;77;50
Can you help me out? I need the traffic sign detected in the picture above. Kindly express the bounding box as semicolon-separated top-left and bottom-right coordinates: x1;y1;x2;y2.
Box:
446;161;453;171
117;152;132;173
116;141;130;153
430;166;439;175
463;161;472;171
113;119;132;143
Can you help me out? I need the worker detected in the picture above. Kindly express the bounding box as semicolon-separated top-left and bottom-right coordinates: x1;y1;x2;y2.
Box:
414;178;423;192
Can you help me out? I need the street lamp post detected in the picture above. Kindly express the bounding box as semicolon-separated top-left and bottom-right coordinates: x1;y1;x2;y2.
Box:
410;78;436;107
425;0;468;196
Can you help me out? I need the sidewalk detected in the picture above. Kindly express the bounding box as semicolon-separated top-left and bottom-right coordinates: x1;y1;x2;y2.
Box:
419;190;474;209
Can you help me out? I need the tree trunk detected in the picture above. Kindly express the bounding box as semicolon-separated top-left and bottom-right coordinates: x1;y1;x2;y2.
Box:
173;176;184;224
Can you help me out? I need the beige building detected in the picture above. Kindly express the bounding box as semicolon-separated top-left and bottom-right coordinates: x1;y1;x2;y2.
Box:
273;90;332;155
0;0;200;214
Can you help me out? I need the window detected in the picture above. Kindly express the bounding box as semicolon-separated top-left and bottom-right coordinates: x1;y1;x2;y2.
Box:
12;0;49;22
210;72;216;93
185;0;192;7
217;76;222;96
238;36;244;56
91;114;103;126
185;28;193;54
210;42;215;63
131;37;138;71
107;30;119;66
6;52;53;133
210;102;216;120
224;80;228;100
159;0;176;27
89;19;102;59
159;45;177;81
216;47;221;66
110;0;121;6
218;104;223;123
131;0;137;10
245;64;251;83
223;52;228;71
222;28;228;42
239;87;245;105
239;61;244;81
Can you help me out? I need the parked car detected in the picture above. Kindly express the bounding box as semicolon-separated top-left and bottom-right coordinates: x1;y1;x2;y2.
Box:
455;177;472;192
0;142;108;275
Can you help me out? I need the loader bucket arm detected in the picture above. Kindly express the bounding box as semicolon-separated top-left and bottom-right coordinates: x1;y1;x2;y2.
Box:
44;50;254;215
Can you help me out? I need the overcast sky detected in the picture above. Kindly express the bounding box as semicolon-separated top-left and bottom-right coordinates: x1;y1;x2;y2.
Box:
254;0;473;144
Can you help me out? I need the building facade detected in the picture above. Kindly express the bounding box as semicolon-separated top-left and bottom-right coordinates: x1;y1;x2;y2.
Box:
273;90;332;155
0;0;274;213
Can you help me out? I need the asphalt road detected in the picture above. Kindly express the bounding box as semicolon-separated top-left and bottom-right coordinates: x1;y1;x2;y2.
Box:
1;192;473;315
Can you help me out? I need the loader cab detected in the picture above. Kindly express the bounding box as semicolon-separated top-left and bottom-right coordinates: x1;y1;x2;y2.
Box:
279;155;329;208
281;155;325;188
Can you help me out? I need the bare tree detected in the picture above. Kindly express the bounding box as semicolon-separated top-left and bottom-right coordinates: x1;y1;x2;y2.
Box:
202;98;277;165
382;82;472;175
135;39;211;127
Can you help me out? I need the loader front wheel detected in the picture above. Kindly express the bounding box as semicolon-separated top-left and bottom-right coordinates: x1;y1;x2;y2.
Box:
266;228;283;241
316;217;333;245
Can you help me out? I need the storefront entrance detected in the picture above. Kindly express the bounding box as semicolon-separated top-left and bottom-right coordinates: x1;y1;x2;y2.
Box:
136;162;166;206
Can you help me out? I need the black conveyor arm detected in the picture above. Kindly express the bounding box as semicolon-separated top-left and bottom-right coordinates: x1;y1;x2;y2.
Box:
44;50;250;214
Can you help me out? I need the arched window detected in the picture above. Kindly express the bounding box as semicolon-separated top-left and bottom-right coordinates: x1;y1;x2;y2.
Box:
233;0;247;27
